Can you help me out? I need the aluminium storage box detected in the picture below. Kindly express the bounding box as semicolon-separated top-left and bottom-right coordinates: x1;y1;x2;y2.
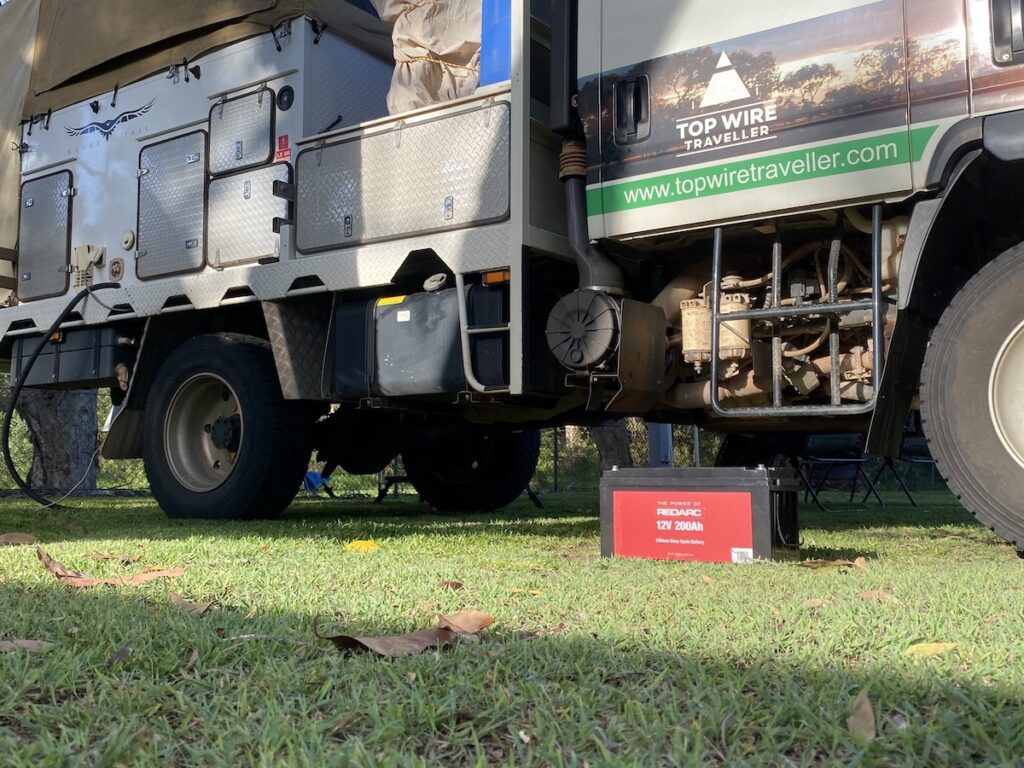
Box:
600;467;800;563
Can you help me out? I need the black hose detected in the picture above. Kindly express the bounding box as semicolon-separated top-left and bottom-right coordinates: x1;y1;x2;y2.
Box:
2;282;121;508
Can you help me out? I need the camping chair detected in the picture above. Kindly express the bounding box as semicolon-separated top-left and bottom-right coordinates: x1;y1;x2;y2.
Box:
799;433;883;508
862;413;936;506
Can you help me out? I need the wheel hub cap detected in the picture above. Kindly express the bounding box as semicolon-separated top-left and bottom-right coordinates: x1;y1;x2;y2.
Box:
989;319;1024;470
164;374;243;493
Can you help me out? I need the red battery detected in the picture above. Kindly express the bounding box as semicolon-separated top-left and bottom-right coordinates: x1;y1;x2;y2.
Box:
600;467;800;563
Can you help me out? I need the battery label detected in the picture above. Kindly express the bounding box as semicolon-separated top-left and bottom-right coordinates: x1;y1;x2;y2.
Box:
612;490;753;563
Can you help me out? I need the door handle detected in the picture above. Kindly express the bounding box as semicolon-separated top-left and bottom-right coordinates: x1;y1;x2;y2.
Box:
614;75;651;145
992;0;1024;64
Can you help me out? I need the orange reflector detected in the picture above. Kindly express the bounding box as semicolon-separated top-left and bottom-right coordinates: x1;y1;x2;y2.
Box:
49;332;63;343
481;269;511;286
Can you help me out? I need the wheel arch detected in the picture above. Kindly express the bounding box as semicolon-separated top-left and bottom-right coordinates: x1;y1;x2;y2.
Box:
101;305;269;460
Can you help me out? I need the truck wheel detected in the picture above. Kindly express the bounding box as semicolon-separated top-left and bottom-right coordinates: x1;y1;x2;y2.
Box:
402;430;541;512
921;246;1024;549
142;333;313;520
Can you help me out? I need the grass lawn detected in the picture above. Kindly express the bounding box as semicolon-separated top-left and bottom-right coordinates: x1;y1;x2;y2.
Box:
0;489;1022;766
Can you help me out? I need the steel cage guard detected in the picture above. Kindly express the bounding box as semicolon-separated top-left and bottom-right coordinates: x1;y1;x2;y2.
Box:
708;204;886;418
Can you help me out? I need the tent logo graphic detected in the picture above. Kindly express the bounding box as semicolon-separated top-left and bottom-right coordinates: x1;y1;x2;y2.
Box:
700;53;753;108
675;53;778;158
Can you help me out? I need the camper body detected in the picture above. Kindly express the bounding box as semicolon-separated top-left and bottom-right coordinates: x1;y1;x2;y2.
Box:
6;0;1024;549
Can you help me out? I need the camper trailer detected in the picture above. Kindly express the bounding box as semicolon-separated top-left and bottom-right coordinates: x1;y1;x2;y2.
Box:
4;1;1024;551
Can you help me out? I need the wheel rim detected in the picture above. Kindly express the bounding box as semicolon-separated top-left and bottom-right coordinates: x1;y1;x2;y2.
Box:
164;373;243;493
989;318;1024;471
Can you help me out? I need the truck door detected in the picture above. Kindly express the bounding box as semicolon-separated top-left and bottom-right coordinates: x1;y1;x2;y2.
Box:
581;0;917;241
968;0;1024;116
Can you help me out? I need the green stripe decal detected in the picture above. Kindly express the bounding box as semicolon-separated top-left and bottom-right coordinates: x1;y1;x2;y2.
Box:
588;126;939;217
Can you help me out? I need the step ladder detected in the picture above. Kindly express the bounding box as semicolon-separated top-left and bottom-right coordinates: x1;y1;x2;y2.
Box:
454;272;511;395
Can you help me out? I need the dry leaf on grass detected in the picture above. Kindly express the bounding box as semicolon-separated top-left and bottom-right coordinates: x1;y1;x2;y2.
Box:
37;548;183;588
0;533;38;546
437;580;464;591
509;589;542;596
846;689;876;740
0;639;53;652
314;610;495;657
857;590;898;604
344;540;379;554
853;557;869;570
90;552;141;565
701;575;716;585
905;642;959;658
184;648;200;672
169;593;214;616
244;606;258;620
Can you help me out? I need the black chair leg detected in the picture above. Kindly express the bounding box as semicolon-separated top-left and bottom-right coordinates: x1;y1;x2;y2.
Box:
858;466;884;507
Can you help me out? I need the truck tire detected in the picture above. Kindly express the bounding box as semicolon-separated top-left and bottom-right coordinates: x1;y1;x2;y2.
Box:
402;430;541;512
142;333;313;520
921;246;1024;549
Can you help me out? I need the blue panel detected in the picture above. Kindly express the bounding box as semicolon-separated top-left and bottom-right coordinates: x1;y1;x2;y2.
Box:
480;0;512;86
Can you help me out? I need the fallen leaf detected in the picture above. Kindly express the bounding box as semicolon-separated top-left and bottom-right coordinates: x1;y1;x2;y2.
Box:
846;689;876;740
0;533;38;546
437;580;464;591
345;540;379;554
438;610;495;635
853;557;869;570
0;639;53;652
37;548;183;588
518;729;531;745
184;648;199;672
406;672;418;685
108;645;132;667
314;610;495;657
905;642;959;658
801;598;830;609
244;606;258;620
509;589;542;597
169;593;214;616
65;523;83;534
856;590;898;603
90;552;141;565
701;575;716;585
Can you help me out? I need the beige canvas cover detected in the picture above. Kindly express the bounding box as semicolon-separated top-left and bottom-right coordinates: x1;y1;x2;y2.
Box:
370;0;481;114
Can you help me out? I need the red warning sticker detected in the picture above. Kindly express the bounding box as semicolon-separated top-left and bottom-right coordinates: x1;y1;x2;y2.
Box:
612;490;753;563
276;134;291;161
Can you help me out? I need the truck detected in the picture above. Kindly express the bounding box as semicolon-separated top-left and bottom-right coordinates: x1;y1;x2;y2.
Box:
2;0;1023;551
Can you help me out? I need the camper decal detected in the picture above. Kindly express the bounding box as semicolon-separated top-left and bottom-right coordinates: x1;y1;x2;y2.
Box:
580;0;967;193
675;53;779;157
65;99;155;141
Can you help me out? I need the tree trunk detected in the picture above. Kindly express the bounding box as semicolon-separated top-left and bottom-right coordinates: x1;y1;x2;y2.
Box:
589;422;634;471
16;389;98;491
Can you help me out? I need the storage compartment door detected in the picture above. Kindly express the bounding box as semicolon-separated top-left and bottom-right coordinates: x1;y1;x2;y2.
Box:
208;164;290;268
587;0;914;239
18;171;72;301
136;132;207;280
209;89;275;176
296;101;510;253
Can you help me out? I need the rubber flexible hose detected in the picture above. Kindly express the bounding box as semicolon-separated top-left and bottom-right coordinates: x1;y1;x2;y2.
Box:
2;282;121;508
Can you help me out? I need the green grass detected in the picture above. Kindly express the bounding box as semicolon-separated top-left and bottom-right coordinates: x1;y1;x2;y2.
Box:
0;490;1022;766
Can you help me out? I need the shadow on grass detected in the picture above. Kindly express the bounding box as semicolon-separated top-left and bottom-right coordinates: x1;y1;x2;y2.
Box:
0;582;1019;765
